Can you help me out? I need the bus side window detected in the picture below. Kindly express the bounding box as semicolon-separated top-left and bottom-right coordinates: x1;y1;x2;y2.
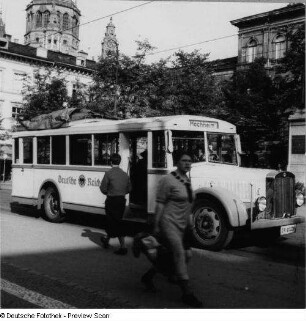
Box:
152;131;166;168
52;136;66;165
94;133;119;166
37;136;50;164
172;131;205;165
23;137;33;164
70;135;92;166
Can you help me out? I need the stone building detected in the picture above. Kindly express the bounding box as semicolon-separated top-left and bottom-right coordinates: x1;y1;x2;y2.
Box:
0;0;98;180
24;0;81;56
213;3;305;79
230;2;305;75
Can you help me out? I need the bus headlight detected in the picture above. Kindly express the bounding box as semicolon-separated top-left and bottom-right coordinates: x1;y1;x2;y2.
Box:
256;196;266;212
296;193;304;207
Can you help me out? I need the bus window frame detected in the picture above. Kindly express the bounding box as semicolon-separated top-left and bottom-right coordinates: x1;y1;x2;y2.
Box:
171;130;206;165
37;136;51;165
207;132;238;166
93;132;119;167
22;136;34;164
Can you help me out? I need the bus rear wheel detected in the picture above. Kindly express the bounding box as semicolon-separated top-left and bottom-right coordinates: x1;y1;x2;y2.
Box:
43;187;65;223
192;199;234;251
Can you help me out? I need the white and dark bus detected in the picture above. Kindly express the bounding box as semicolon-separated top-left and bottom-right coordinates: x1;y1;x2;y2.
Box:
12;115;304;250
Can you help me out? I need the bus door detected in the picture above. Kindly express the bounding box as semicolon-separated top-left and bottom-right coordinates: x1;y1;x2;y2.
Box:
12;137;35;201
128;132;148;209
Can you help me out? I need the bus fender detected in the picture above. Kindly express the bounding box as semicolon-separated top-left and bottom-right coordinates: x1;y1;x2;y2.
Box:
194;186;248;227
37;179;65;213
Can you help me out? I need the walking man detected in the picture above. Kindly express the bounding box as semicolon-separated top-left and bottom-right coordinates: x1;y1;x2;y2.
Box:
100;153;131;255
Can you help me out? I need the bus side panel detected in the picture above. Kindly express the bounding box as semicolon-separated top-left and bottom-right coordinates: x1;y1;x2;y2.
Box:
12;167;35;199
33;169;106;210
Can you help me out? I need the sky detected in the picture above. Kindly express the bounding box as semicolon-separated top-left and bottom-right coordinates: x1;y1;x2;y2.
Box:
1;0;291;63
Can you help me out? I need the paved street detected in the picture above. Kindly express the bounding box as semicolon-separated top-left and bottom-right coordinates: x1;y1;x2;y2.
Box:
0;189;305;309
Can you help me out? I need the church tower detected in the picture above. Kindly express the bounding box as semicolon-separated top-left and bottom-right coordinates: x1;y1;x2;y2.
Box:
24;0;81;56
101;17;118;58
0;7;6;38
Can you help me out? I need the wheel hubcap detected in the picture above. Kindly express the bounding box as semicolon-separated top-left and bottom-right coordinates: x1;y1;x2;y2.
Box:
49;193;60;216
194;207;220;240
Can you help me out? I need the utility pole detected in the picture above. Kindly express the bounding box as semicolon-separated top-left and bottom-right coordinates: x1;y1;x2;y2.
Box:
114;42;119;116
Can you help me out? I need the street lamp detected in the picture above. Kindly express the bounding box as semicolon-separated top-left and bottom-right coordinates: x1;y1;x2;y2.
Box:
2;153;7;182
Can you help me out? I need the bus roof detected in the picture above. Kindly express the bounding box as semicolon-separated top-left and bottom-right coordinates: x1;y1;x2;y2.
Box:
13;115;236;137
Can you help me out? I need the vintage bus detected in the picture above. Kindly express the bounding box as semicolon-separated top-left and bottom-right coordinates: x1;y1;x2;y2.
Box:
11;115;305;250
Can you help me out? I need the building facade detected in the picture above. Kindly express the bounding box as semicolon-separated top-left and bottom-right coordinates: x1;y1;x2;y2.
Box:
0;0;99;180
231;3;305;72
213;3;305;79
24;0;81;56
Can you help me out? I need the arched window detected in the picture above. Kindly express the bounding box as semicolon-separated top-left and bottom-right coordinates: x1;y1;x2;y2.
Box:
36;11;42;27
72;16;78;36
63;13;69;30
246;39;257;63
273;35;286;60
43;11;50;27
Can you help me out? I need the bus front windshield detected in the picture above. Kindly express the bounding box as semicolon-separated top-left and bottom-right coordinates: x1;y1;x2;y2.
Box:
207;133;237;165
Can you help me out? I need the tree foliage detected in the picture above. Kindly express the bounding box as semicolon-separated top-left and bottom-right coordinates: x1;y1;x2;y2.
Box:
20;67;88;120
88;43;223;119
222;58;285;168
20;68;69;120
274;24;305;111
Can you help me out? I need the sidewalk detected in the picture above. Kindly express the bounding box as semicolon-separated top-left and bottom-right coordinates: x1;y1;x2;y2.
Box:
0;180;12;190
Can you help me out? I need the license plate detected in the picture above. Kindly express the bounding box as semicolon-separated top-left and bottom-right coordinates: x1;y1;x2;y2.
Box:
280;224;296;235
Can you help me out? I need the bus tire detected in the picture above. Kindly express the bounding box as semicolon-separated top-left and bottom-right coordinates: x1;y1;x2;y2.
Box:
43;187;65;223
192;199;234;251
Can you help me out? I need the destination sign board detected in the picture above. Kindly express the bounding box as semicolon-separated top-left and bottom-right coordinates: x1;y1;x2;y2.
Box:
189;120;219;129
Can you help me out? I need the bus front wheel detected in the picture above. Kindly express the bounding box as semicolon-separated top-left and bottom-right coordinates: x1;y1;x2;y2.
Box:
192;199;234;251
43;187;65;223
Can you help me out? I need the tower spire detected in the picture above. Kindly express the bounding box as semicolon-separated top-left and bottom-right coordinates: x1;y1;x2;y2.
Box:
0;6;6;38
101;17;118;59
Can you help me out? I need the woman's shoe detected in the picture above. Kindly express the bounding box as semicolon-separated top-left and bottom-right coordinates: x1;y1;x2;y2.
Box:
100;235;110;249
182;293;203;308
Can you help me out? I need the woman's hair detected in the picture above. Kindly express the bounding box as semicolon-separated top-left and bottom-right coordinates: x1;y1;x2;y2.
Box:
174;150;193;163
110;153;121;165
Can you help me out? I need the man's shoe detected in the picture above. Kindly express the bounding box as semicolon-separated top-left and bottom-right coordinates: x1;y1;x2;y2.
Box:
100;236;110;249
114;248;128;255
182;293;203;308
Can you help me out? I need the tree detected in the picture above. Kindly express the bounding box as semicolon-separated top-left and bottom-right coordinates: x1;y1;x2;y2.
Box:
88;40;161;119
89;43;224;119
274;24;305;112
155;50;224;117
222;58;283;168
21;67;89;120
20;67;69;120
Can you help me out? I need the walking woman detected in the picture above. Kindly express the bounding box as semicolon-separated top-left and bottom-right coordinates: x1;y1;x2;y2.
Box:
141;151;202;307
100;153;131;255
